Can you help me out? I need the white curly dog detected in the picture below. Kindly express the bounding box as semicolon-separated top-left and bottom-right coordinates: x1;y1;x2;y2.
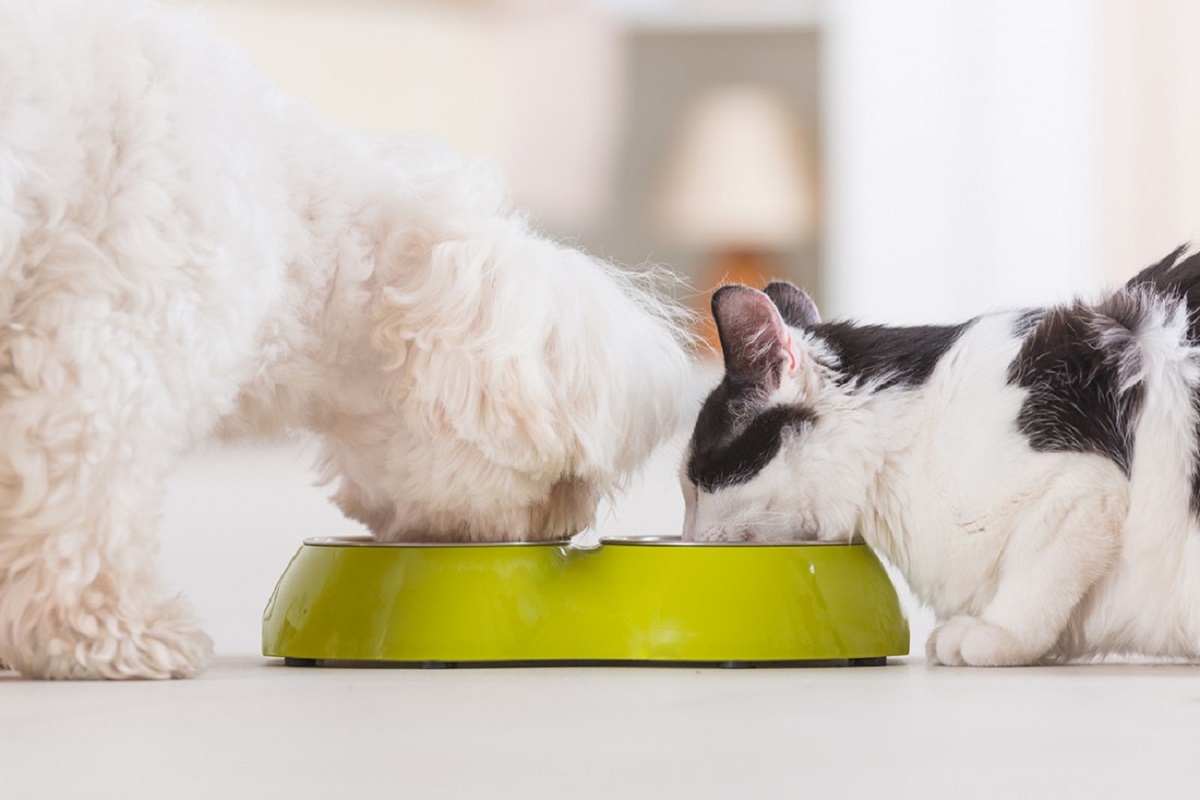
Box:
0;0;691;679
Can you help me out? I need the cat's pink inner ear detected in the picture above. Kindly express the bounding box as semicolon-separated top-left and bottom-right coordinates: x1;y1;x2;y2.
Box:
711;285;792;385
782;329;800;373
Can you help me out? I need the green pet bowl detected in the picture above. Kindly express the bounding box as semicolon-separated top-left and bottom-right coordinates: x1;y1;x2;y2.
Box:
262;536;909;667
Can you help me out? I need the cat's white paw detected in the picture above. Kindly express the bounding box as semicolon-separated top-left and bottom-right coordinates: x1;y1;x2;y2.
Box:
926;615;1033;667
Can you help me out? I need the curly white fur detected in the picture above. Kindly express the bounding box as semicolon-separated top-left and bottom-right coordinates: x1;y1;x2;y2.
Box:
0;0;691;678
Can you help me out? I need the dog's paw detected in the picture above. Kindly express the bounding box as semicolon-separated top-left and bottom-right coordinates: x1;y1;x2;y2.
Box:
4;597;213;680
926;616;1032;667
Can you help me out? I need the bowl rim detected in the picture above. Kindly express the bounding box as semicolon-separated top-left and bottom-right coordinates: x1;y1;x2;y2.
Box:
596;535;856;548
302;535;574;548
300;535;860;549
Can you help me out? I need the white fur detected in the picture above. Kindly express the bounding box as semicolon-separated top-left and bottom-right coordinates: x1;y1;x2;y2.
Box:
0;0;691;678
684;289;1200;666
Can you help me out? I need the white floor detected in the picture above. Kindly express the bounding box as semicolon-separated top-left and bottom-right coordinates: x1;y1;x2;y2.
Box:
4;656;1198;798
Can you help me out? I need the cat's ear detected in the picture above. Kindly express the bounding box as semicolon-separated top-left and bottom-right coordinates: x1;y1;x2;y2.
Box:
764;281;820;328
711;285;801;386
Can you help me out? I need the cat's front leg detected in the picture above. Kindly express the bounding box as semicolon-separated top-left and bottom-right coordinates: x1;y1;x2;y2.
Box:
926;615;1029;666
926;461;1126;666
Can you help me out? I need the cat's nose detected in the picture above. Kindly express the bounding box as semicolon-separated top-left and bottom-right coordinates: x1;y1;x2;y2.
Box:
736;527;762;542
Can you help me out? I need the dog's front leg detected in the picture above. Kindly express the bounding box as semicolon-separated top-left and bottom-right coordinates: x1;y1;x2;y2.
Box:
0;322;213;679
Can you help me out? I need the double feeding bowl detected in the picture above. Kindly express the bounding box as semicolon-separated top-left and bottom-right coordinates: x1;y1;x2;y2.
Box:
262;535;909;668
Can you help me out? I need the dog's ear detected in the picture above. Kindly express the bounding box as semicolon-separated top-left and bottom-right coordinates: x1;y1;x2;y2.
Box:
369;234;567;474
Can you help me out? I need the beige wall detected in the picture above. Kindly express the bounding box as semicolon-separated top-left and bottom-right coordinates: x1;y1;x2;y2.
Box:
189;0;623;232
1100;0;1200;282
191;0;507;151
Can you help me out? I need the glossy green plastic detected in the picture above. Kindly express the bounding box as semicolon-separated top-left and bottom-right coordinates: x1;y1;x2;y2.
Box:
262;537;910;665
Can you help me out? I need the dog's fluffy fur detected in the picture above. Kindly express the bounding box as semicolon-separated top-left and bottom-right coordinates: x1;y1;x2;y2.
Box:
0;0;691;678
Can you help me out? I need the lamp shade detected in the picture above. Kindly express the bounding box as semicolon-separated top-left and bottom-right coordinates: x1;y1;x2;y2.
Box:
654;85;814;250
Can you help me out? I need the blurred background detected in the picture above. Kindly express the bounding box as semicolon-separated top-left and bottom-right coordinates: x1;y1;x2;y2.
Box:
163;0;1200;654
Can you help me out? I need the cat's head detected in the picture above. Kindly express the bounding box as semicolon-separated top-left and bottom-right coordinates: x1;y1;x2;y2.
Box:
681;282;853;543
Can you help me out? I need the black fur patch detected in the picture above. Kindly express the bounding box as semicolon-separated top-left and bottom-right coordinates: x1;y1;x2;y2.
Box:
1013;309;1044;338
813;321;972;390
687;379;815;491
1007;300;1147;475
1127;245;1200;511
1192;390;1200;516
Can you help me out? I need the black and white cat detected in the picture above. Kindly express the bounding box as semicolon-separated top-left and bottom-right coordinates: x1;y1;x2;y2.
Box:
681;246;1200;666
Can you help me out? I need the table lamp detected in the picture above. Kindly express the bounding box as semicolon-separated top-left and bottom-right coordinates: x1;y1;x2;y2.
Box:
653;84;815;353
